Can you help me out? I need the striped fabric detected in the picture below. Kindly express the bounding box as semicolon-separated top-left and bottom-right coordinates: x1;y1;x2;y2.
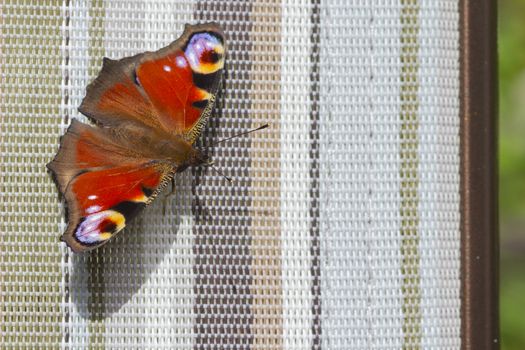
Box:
0;1;461;349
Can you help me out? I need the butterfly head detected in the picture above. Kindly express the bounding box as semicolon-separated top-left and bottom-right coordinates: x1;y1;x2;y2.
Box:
187;147;211;167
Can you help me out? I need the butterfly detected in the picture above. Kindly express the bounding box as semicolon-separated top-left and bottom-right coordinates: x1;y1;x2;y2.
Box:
47;23;226;253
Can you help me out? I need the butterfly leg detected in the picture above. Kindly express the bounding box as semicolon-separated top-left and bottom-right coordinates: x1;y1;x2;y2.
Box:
162;177;177;215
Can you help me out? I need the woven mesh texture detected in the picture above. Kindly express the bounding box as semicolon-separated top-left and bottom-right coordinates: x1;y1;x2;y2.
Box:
1;1;460;349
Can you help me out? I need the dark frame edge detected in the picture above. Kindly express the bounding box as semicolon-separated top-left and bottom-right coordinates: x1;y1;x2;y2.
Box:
460;0;499;349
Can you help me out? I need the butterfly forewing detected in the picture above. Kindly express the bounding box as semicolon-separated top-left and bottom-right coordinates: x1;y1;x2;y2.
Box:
78;22;225;143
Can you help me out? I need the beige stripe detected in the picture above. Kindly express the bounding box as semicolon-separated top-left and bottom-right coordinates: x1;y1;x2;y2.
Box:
0;1;63;347
86;0;106;348
400;1;422;349
248;1;283;349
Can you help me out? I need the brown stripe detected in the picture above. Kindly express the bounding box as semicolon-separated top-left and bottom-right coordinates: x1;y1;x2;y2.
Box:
309;0;322;348
247;1;283;349
0;1;63;347
86;0;106;348
399;1;422;348
192;3;256;349
459;0;499;349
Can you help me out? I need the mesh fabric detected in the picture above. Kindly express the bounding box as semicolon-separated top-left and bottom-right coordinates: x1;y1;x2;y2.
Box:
1;1;460;349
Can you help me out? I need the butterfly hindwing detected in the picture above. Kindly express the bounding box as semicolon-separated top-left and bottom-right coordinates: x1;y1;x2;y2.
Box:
78;22;225;144
47;120;173;252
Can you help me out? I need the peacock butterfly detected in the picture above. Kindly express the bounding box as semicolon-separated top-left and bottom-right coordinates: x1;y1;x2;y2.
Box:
47;23;227;253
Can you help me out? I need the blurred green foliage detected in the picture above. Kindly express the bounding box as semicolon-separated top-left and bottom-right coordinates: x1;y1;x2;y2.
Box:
501;258;525;350
499;0;525;349
500;0;525;219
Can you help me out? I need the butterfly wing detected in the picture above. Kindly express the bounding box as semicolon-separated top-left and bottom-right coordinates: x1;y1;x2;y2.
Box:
47;120;173;252
78;22;225;144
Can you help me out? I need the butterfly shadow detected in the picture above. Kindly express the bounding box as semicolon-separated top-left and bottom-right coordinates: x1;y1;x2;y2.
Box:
67;82;226;321
69;174;192;321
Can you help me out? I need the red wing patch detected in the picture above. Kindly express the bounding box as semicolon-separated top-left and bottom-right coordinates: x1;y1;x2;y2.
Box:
136;52;210;133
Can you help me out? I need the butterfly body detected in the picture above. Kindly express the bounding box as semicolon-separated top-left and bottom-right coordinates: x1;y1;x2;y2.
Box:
48;23;225;253
101;120;208;167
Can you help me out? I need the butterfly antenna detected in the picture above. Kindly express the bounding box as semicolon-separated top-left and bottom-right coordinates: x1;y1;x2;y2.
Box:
210;124;269;147
208;163;232;183
203;124;268;183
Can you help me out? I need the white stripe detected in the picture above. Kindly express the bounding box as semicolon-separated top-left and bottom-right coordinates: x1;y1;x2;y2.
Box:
101;1;196;348
320;3;372;348
418;1;461;348
280;1;313;349
368;1;403;347
319;2;403;348
65;1;96;347
64;1;197;348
